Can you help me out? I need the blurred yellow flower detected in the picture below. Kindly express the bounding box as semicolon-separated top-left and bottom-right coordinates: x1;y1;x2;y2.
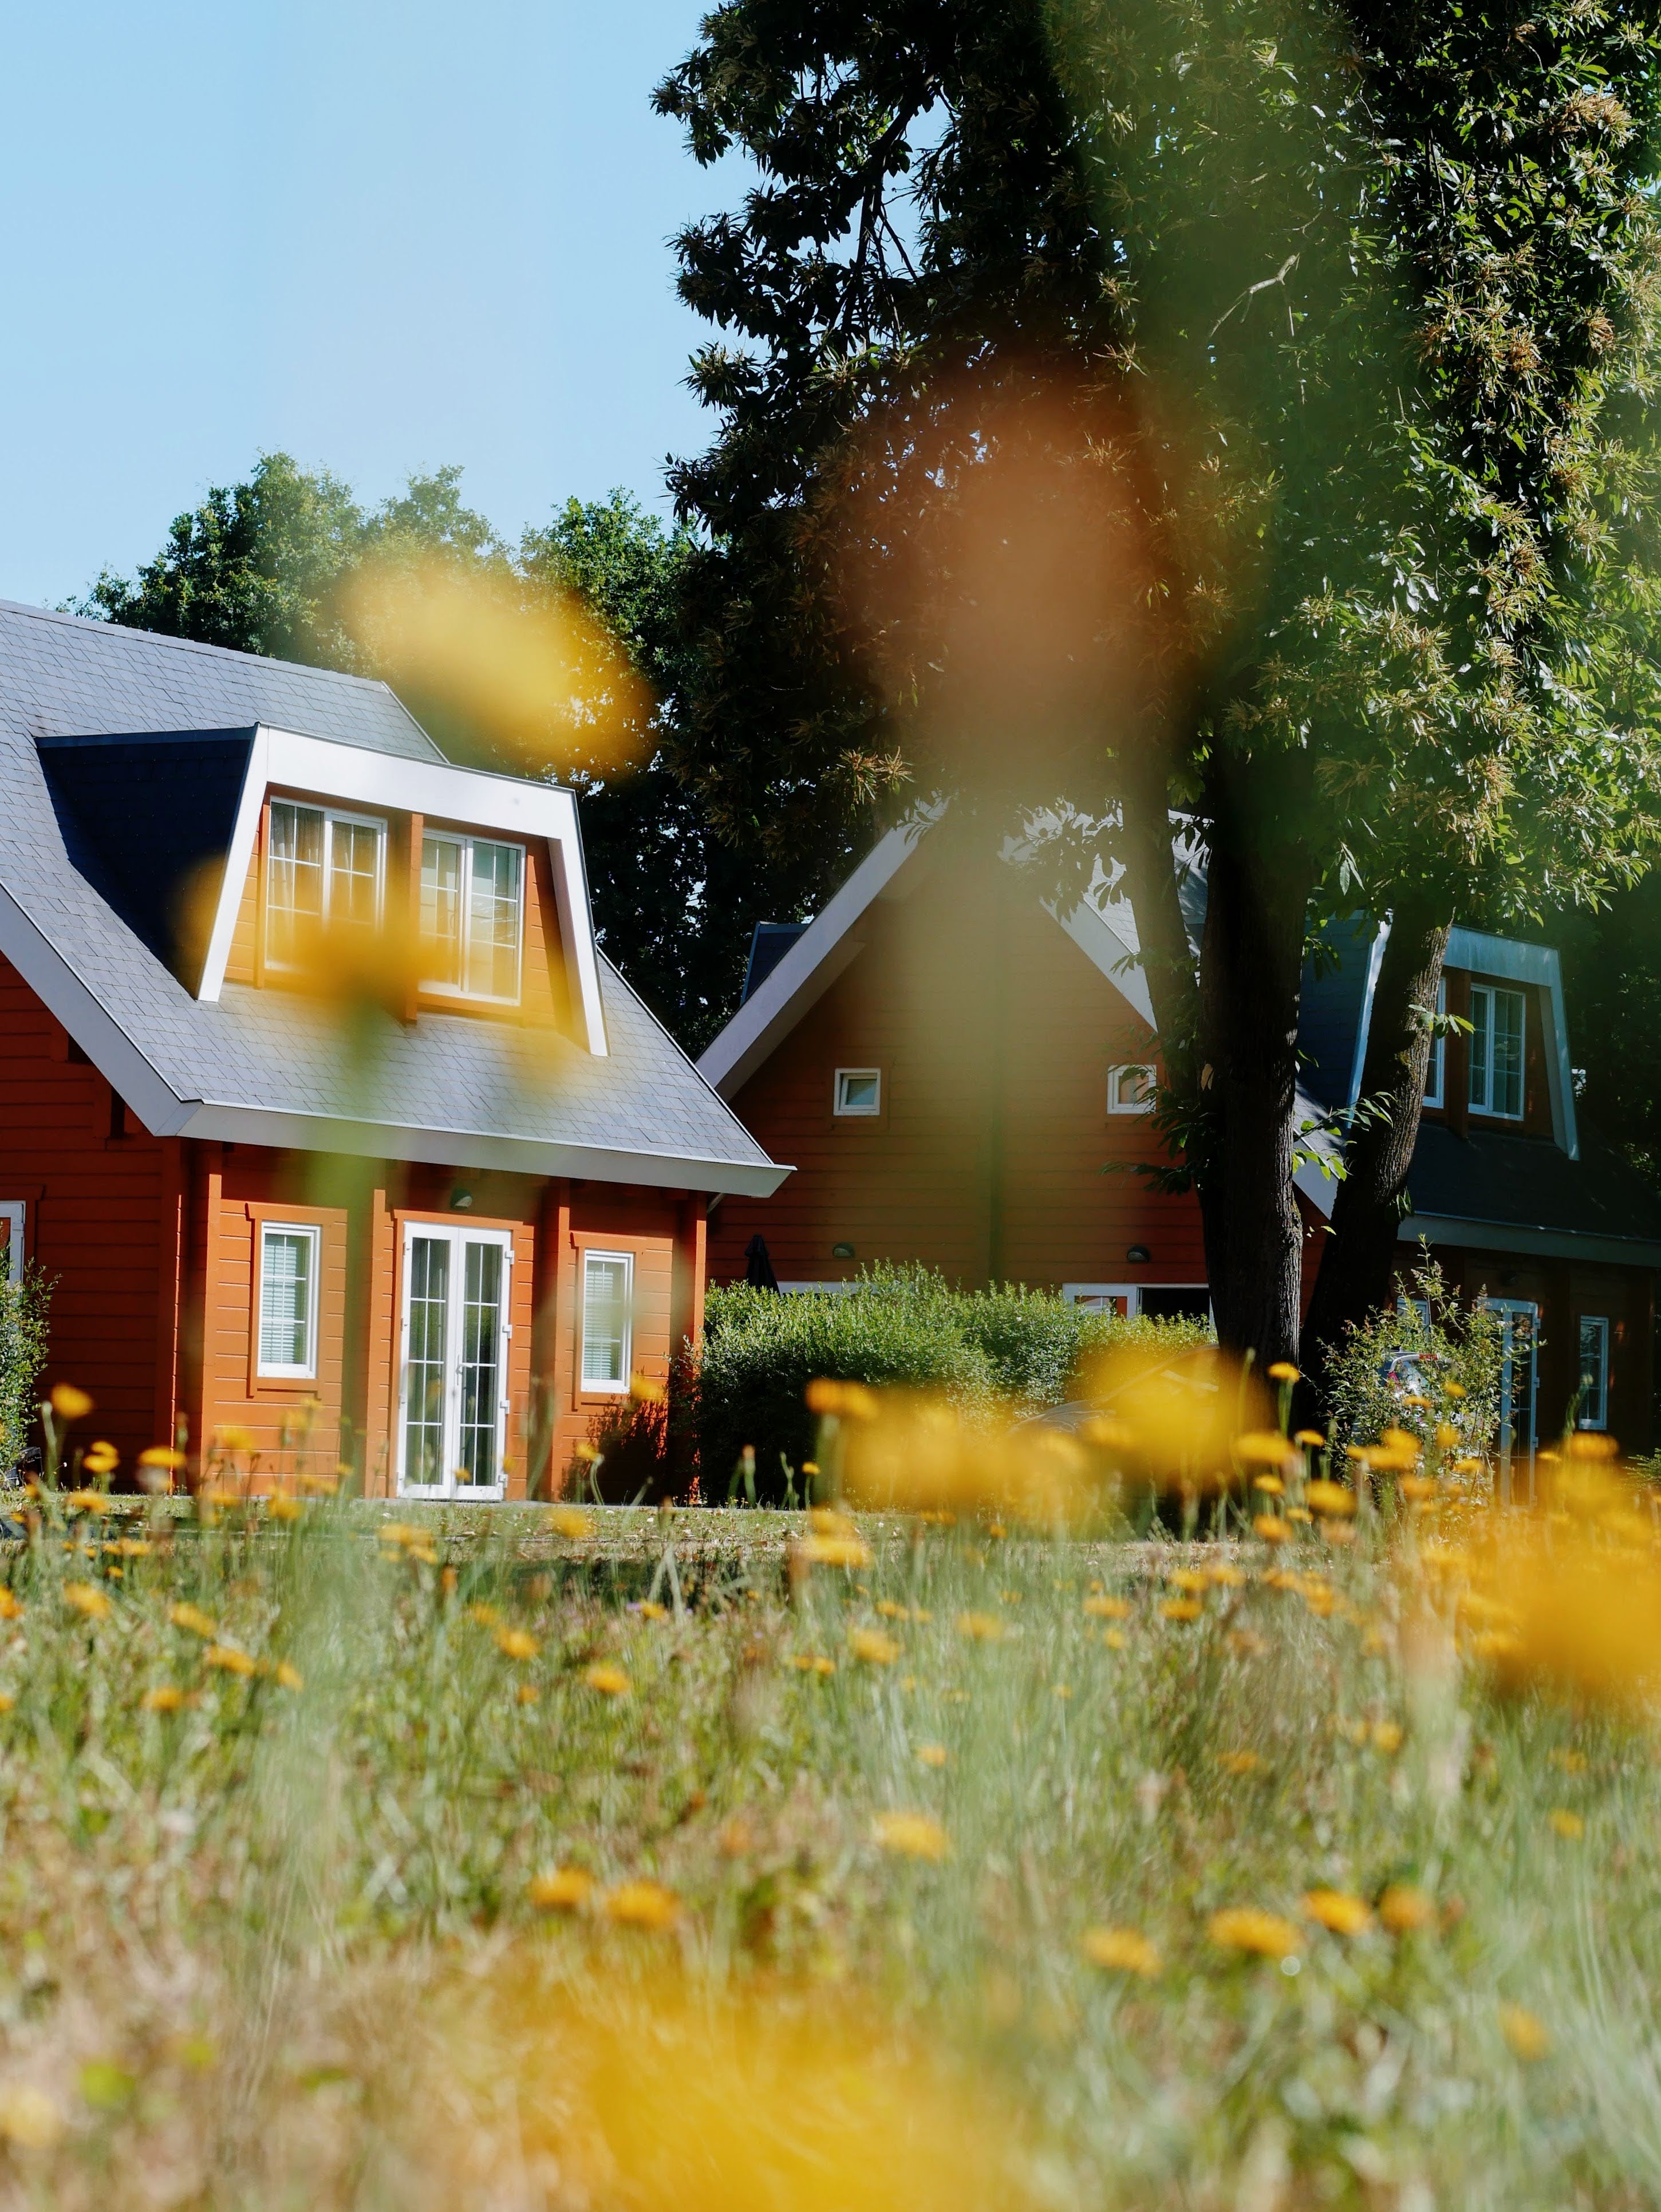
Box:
1234;1430;1296;1468
266;1492;304;1522
1548;1808;1584;1840
63;1582;110;1621
138;1445;186;1472
798;1534;873;1570
1305;1479;1358;1518
1252;1473;1285;1497
213;1425;255;1455
495;1627;539;1662
1499;2004;1550;2061
530;1867;593;1911
548;1507;594;1539
1208;1908;1300;1959
1377;1884;1435;1934
1253;1515;1291;1543
1303;1889;1370;1936
1082;1926;1162;1978
790;1654;837;1676
955;1612;1005;1642
0;2082;64;2149
873;1811;949;1862
1371;1721;1403;1754
1218;1750;1261;1775
604;1880;681;1930
583;1663;632;1697
1266;1362;1299;1383
1083;1594;1130;1619
466;1602;503;1628
1169;1568;1209;1594
141;1685;186;1713
1293;1429;1326;1449
917;1744;949;1768
1444;1381;1466;1399
48;1384;92;1422
169;1602;217;1639
638;1600;669;1622
1103;1629;1127;1650
1209;1564;1247;1588
64;1489;109;1515
1159;1599;1202;1622
274;1661;303;1691
204;1645;257;1677
849;1627;901;1665
0;1591;22;1620
806;1377;880;1421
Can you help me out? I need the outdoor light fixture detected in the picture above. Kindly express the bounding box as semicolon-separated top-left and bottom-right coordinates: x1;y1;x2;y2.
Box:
1126;1244;1151;1264
450;1187;475;1212
831;1241;855;1260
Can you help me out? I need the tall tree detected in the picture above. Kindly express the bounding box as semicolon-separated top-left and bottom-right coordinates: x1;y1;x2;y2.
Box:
657;0;1661;1363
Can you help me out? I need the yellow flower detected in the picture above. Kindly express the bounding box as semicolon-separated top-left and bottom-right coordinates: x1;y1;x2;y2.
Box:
1293;1429;1326;1449
790;1654;837;1676
63;1582;111;1621
637;1599;669;1622
1303;1889;1371;1936
1218;1750;1261;1775
956;1611;1007;1642
1266;1361;1299;1383
1209;1564;1247;1588
805;1377;879;1421
213;1424;255;1455
1253;1515;1291;1543
1400;1475;1437;1503
138;1445;186;1472
848;1627;901;1665
1286;1507;1313;1524
169;1602;218;1639
1168;1568;1208;1594
49;1383;93;1422
1305;1479;1358;1518
798;1534;873;1570
1370;1721;1403;1754
583;1662;632;1697
203;1645;257;1677
916;1743;949;1768
530;1867;593;1911
266;1493;304;1522
1377;1884;1435;1934
494;1627;539;1662
1234;1430;1296;1468
1252;1473;1285;1497
274;1662;303;1691
0;1591;22;1621
1082;1926;1162;1978
80;1446;119;1478
1102;1629;1127;1650
142;1685;186;1712
1548;1808;1584;1840
873;1811;949;1862
1159;1598;1202;1622
1444;1381;1466;1399
0;2082;64;2149
1083;1594;1130;1619
604;1880;681;1929
1208;1908;1301;1959
548;1507;593;1539
516;1683;539;1705
1499;2004;1550;2062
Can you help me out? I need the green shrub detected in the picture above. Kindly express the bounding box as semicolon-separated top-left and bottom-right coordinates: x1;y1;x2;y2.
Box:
0;1263;50;1472
1324;1256;1502;1456
689;1264;1211;1503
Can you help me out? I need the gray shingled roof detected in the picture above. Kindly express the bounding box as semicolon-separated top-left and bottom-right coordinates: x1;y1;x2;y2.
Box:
0;601;783;1193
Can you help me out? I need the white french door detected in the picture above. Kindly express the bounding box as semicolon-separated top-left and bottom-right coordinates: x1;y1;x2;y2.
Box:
397;1224;513;1499
1483;1296;1539;1505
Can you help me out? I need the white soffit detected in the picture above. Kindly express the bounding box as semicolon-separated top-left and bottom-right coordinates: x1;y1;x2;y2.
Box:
196;727;609;1057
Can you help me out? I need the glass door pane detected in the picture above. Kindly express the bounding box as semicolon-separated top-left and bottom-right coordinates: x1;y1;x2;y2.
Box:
457;1240;504;1487
404;1235;450;1489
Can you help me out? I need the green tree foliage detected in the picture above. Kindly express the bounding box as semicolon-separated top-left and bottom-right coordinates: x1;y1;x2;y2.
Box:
0;1264;51;1472
656;0;1661;1364
80;466;780;1050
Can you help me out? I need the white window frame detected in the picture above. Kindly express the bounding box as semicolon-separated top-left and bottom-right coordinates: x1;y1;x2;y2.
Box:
1062;1283;1139;1316
264;800;387;969
1577;1315;1610;1431
396;1221;514;1500
1467;982;1526;1121
0;1201;25;1282
833;1068;882;1117
579;1248;635;1396
419;830;526;1006
1423;978;1446;1108
1107;1064;1157;1116
255;1222;321;1380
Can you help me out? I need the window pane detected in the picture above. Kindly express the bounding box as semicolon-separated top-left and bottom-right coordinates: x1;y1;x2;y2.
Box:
1493;989;1525;1117
838;1073;879;1113
467;840;522;999
1579;1316;1609;1429
420;837;463;988
582;1255;630;1389
1467;987;1490;1110
328;817;381;930
259;1230;313;1371
457;1241;504;1487
404;1236;449;1486
267;803;324;967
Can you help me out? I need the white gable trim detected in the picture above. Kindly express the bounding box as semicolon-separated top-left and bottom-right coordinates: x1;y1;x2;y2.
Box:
197;727;608;1056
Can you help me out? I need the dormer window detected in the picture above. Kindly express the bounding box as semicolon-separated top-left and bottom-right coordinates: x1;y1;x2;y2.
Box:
420;832;523;1003
266;800;385;968
1469;982;1525;1119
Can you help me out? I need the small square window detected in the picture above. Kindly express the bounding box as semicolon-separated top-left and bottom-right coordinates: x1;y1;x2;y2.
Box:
834;1068;881;1117
257;1223;320;1379
1107;1064;1156;1115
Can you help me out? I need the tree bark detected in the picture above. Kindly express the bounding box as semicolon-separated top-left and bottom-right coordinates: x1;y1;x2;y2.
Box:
1199;809;1312;1366
1299;900;1452;1412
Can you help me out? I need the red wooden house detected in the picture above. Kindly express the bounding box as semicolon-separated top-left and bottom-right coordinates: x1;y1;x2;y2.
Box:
0;600;784;1495
701;822;1661;1451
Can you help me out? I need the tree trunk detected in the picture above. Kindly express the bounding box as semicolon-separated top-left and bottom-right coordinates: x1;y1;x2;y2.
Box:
1198;815;1312;1366
1299;900;1452;1412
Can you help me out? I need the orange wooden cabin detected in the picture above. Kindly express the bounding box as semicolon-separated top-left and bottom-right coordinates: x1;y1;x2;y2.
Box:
0;601;784;1495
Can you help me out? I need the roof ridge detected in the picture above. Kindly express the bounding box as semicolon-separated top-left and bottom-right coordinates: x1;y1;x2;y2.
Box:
0;597;429;713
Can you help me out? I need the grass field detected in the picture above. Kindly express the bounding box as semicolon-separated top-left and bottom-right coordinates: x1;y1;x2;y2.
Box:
0;1468;1658;2210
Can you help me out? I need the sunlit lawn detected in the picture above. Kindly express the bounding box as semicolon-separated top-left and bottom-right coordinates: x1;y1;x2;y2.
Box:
0;1488;1656;2209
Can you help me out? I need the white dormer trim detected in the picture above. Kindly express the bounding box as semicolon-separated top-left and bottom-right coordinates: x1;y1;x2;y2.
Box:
196;727;608;1056
1445;926;1577;1160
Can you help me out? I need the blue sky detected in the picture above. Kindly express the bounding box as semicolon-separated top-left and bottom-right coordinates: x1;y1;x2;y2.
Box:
0;1;750;608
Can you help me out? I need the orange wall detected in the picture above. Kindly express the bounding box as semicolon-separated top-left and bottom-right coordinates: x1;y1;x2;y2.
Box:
709;866;1206;1293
